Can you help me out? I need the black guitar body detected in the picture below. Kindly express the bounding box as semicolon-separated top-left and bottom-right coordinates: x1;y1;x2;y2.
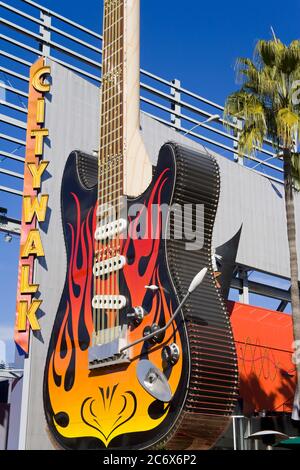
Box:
43;142;238;450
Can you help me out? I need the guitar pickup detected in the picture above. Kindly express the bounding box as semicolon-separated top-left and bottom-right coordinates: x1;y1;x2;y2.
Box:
93;255;126;277
94;218;127;241
92;295;127;310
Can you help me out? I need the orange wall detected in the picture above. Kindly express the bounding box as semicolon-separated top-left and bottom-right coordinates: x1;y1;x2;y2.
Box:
228;301;296;415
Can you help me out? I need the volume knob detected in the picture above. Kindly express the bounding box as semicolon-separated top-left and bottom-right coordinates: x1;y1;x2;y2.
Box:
143;324;165;344
127;306;145;326
162;343;180;366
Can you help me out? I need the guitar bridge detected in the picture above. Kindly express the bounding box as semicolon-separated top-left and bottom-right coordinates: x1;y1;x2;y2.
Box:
88;326;130;370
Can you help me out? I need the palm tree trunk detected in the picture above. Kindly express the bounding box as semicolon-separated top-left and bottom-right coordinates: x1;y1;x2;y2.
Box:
283;150;300;390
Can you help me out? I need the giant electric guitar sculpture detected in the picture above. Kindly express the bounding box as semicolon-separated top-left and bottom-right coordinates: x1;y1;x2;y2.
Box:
44;0;238;449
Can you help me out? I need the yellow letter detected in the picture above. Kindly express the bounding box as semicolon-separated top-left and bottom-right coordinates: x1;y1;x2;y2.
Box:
27;161;49;189
23;195;49;224
20;265;39;295
21;230;45;258
30;129;49;156
36;98;45;124
32;66;51;93
17;300;42;332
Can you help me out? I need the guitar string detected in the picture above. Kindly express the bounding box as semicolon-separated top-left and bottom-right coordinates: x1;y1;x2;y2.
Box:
108;0;120;342
95;0;124;344
99;0;111;343
116;0;123;338
110;0;117;342
111;0;117;341
96;0;103;342
104;0;113;342
94;0;106;343
113;0;123;341
113;0;121;341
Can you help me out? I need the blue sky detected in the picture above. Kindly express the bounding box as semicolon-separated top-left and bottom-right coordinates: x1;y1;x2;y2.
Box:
1;0;298;362
26;0;300;103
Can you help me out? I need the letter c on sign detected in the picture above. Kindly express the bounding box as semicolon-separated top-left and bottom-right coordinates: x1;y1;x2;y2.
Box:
32;66;51;93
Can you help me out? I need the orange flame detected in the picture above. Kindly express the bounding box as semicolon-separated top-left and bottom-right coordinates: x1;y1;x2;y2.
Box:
45;170;184;448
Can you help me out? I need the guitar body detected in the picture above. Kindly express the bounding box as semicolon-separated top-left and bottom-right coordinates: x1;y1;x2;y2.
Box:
43;142;238;450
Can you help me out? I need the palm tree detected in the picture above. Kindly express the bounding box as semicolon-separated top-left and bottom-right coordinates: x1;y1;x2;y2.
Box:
224;38;300;388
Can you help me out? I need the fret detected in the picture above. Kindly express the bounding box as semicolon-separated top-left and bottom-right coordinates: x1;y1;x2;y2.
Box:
102;59;123;76
101;86;123;106
103;23;123;49
101;89;122;107
98;189;124;204
101;92;123;108
100;127;123;146
98;163;124;177
100;116;123;140
101;65;123;85
100;132;122;148
100;144;122;158
98;172;123;186
99;175;124;188
100;137;123;152
103;16;124;35
100;143;123;156
102;102;123;118
98;162;123;176
101;80;122;96
98;178;124;193
101;104;123;128
104;47;124;64
102;111;123;123
99;153;123;167
97;194;124;206
97;186;125;201
98;170;124;187
104;0;123;15
104;35;123;50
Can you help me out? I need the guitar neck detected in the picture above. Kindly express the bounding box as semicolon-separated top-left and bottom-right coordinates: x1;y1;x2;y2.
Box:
99;0;124;207
99;0;152;201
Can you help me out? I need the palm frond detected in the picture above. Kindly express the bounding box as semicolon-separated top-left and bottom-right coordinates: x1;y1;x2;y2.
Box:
276;108;300;147
238;123;265;156
225;36;300;187
255;39;285;68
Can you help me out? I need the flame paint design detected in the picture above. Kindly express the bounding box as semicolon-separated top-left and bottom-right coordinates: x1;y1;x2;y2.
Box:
44;168;185;448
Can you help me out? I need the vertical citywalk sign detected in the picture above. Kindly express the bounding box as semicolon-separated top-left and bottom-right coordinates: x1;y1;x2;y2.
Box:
14;58;51;354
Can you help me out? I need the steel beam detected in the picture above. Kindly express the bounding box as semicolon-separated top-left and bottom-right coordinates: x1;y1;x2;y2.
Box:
0;216;21;235
0;168;24;179
0;151;25;163
0;185;23;196
0;114;27;129
231;277;292;303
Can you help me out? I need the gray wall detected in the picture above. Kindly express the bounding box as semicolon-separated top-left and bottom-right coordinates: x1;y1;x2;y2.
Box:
22;60;300;449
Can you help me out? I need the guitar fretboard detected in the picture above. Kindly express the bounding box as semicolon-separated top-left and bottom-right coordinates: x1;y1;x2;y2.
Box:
99;0;124;211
